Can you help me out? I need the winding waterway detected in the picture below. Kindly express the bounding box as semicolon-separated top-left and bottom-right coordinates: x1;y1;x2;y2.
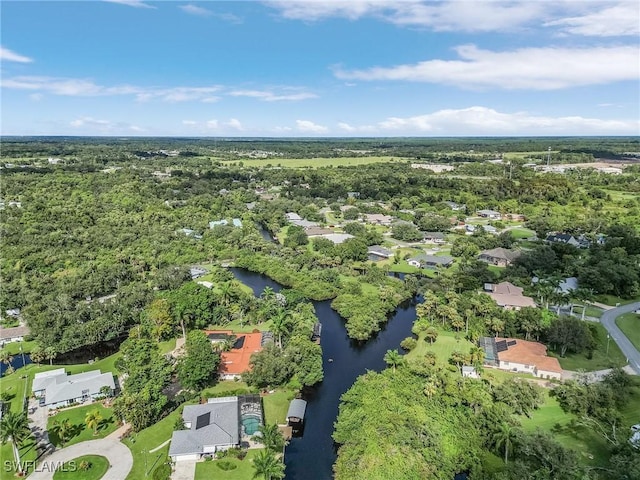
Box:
230;268;419;480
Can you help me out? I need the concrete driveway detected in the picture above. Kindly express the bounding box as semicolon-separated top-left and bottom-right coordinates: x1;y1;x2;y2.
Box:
171;459;197;480
28;437;133;480
599;301;640;375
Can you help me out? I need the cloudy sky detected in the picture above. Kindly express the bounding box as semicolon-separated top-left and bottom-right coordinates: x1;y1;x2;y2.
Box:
2;0;639;136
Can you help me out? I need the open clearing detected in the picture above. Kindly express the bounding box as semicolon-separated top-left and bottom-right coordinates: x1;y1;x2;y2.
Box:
220;156;408;168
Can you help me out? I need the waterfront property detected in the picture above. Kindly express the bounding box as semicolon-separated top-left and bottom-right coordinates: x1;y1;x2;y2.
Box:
479;337;562;380
407;254;453;269
0;325;30;347
206;330;268;380
168;395;263;462
32;368;115;408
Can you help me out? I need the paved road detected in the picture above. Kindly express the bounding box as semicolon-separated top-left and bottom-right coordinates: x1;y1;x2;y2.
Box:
599;302;640;375
28;437;133;480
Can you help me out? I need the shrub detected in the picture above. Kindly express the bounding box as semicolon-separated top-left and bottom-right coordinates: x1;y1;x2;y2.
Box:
152;463;171;480
216;460;237;471
400;337;417;351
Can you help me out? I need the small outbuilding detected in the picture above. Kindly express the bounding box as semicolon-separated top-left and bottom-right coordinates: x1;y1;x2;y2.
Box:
287;399;307;431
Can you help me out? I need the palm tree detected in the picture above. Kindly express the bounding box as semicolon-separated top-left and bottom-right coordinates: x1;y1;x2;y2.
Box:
217;282;235;307
423;380;438;399
0;411;30;476
424;327;439;345
469;346;485;370
383;349;405;372
251;423;285;452
85;409;103;436
44;346;57;366
252;449;285;480
270;309;291;350
493;422;518;464
30;344;45;366
52;418;73;447
0;349;13;370
449;350;467;373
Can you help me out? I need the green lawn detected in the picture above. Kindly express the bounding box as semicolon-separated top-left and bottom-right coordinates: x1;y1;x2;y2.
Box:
0;352;121;414
593;294;640;307
262;389;297;425
47;404;118;447
2;339;37;355
52;455;109;480
616;313;640;351
158;338;176;354
123;406;183;480
520;392;609;466
194;449;262;480
0;434;39;480
521;377;640;467
509;227;536;239
572;305;603;319
200;380;254;398
407;329;474;364
550;323;626;371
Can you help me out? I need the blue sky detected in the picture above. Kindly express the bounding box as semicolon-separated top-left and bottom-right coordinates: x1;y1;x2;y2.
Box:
1;0;639;136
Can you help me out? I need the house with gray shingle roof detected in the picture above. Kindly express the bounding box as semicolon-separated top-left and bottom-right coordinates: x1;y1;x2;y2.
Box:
32;369;115;408
169;395;264;461
407;254;454;269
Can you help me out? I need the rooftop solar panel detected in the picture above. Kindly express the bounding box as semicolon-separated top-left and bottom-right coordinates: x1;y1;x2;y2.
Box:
507;340;517;346
195;412;210;430
496;340;508;352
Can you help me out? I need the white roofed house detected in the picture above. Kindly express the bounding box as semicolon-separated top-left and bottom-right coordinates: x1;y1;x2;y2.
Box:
32;369;115;409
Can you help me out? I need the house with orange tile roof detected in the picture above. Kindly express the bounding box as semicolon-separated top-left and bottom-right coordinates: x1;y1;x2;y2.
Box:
205;330;270;380
483;281;536;311
479;336;563;380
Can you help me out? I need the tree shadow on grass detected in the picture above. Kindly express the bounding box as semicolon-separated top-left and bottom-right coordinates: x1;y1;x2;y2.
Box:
97;416;115;433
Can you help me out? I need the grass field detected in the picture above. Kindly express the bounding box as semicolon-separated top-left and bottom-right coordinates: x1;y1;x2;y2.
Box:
593;294;640;307
0;434;38;480
406;329;474;364
550;323;626;371
220;156;408;168
52;455;109;480
47;404;117;447
616;313;640;351
1;339;37;355
194;449;262;480
521;376;640;467
509;227;536;239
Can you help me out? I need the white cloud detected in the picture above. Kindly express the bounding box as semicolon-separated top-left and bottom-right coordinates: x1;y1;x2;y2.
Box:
229;89;317;101
1;46;33;63
545;2;640;37
334;45;639;90
104;0;155;9
206;120;219;130
1;76;223;102
351;106;640;135
29;93;44;102
70;116;144;133
180;4;212;16
226;118;244;130
267;1;640;36
182;120;198;125
296;120;329;134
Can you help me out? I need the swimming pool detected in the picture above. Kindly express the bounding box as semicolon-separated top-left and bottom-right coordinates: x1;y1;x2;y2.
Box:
241;414;261;435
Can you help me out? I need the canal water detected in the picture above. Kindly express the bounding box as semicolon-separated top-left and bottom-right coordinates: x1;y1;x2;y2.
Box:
0;352;32;376
230;268;419;480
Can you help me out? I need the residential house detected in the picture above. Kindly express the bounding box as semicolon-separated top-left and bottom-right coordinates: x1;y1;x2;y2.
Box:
179;228;203;239
205;330;267;380
483;282;536;310
169;395;264;461
477;209;502;219
285;212;302;222
0;326;30;347
422;232;447;244
320;233;354;245
367;245;394;259
545;233;589;248
407;254;454;269
32;369;115;408
505;213;526;221
479;337;562;380
189;266;209;279
305;226;333;237
478;248;521;267
482;225;498;235
209;218;242;229
363;213;393;226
